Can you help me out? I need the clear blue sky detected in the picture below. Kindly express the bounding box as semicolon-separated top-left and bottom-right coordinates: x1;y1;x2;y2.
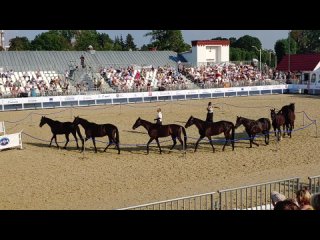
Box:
4;30;289;50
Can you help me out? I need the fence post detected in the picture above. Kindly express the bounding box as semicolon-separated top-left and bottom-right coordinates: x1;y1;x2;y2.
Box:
210;194;214;210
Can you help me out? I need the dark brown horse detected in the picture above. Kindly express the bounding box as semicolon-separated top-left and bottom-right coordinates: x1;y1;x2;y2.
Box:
132;117;187;154
185;116;235;153
39;116;84;149
235;116;271;148
73;116;120;154
270;109;286;141
279;103;295;138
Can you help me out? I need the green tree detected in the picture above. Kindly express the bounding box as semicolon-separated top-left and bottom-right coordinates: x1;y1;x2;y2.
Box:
97;33;113;50
233;35;262;52
229;37;237;47
113;36;123;51
119;35;125;50
124;34;137;51
31;31;71;50
9;36;31;50
291;30;320;53
274;37;297;63
145;30;190;53
73;30;100;51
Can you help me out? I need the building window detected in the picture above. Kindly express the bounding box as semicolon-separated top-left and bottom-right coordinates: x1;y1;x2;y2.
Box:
303;73;309;81
311;73;316;83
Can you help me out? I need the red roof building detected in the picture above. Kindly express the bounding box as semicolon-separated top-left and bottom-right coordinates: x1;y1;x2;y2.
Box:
276;53;320;72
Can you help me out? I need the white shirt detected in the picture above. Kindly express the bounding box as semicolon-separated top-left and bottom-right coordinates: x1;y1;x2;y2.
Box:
207;106;213;113
157;112;162;122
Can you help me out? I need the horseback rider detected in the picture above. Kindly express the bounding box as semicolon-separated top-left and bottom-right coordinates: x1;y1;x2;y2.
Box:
154;108;162;125
206;102;220;123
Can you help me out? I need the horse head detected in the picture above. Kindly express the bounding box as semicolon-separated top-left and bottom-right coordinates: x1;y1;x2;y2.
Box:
132;117;141;130
185;116;194;128
234;116;242;129
39;116;46;127
270;109;276;120
73;116;80;126
289;103;295;112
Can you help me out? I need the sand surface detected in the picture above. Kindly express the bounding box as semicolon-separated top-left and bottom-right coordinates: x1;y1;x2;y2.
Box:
0;94;319;209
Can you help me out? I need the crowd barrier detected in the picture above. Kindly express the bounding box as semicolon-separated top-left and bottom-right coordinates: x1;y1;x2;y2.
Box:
0;85;288;112
117;192;218;210
309;175;320;194
118;175;320;210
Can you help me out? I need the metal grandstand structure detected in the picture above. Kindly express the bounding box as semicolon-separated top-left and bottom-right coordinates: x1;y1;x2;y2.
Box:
0;51;185;73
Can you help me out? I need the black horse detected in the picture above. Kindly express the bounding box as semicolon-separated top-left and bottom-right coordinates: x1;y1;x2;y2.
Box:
279;103;295;138
132;117;187;154
39;116;83;149
185;116;235;153
270;109;286;141
235;116;271;148
73;116;120;154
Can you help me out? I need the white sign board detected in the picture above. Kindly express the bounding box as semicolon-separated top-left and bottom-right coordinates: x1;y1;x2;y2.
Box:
0;131;23;151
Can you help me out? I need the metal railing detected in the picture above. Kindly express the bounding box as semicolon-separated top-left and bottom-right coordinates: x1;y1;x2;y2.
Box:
118;191;217;210
218;177;300;210
308;175;320;194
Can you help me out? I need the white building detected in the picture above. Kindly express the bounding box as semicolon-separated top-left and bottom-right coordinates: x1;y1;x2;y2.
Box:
181;40;230;66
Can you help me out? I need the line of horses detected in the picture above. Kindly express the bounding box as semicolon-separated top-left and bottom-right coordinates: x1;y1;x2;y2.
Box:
39;103;296;154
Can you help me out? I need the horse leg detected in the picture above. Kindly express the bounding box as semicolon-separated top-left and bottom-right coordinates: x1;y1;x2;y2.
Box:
54;134;60;148
103;136;113;152
208;136;215;153
92;137;97;153
63;133;70;149
80;137;89;152
155;138;162;154
49;135;54;147
177;136;184;151
252;134;259;147
71;130;79;149
115;140;120;154
146;138;154;154
194;136;204;152
169;136;177;152
222;132;230;151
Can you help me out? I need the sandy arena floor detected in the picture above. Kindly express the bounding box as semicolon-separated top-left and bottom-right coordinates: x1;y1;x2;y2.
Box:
0;94;319;209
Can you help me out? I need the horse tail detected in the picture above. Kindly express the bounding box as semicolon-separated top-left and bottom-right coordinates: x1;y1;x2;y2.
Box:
75;125;84;141
181;126;187;150
231;123;235;150
115;126;120;144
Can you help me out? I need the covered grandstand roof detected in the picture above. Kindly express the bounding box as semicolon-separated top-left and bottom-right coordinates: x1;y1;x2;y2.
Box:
0;51;186;73
276;53;320;72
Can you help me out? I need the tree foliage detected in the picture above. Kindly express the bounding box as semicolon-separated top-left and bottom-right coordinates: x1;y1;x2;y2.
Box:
291;30;320;53
73;30;100;51
274;37;297;63
145;30;190;53
97;33;113;50
232;35;262;52
125;34;137;51
9;37;31;51
31;31;72;50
